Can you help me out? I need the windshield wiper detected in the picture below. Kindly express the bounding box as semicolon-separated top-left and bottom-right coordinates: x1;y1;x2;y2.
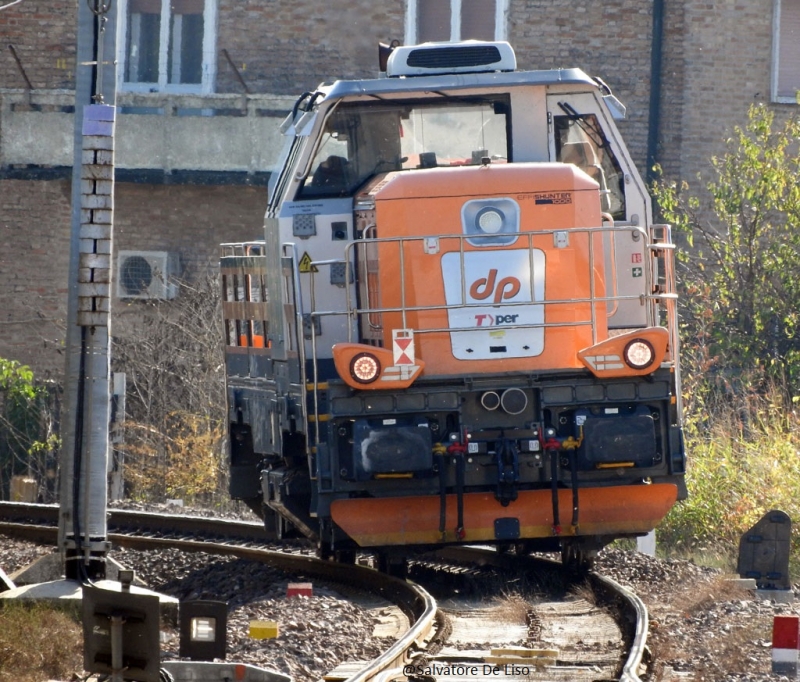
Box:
557;101;607;149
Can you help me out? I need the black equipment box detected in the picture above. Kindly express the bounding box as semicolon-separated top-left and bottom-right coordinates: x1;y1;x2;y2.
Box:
352;417;433;479
575;405;657;468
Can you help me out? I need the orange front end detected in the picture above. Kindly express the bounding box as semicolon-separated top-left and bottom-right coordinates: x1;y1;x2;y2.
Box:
331;483;678;546
357;163;608;377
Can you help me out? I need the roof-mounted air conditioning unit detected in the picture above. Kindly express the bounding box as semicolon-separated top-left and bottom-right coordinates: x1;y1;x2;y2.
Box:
116;250;179;300
386;41;516;78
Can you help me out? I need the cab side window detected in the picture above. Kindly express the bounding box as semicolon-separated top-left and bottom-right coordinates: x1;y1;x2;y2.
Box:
554;114;626;220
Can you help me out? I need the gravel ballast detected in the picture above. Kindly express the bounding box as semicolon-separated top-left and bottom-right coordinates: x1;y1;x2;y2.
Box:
595;548;795;681
2;524;799;681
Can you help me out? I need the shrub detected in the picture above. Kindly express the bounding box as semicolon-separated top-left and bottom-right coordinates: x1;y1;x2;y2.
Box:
0;358;60;501
654;103;800;394
651;103;800;569
113;275;230;507
659;374;800;571
123;411;226;505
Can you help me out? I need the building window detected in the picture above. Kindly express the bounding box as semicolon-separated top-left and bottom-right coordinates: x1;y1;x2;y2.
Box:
773;0;800;102
406;0;508;44
117;0;217;93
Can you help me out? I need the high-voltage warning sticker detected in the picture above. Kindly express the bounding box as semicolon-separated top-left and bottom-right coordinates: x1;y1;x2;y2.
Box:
298;252;318;273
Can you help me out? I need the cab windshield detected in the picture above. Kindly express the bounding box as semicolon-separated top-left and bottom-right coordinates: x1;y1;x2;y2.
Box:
298;97;510;199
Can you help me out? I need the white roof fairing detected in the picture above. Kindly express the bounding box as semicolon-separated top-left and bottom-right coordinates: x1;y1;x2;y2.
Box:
313;67;599;106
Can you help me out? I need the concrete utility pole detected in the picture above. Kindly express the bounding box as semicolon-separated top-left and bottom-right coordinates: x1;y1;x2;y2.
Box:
58;0;118;581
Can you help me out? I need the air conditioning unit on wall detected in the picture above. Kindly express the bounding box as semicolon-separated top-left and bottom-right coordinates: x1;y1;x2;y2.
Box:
116;250;179;300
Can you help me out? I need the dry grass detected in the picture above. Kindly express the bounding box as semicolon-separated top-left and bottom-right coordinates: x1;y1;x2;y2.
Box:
567;581;597;606
0;602;84;682
694;619;773;679
491;591;533;624
647;632;685;679
668;574;752;617
647;575;770;680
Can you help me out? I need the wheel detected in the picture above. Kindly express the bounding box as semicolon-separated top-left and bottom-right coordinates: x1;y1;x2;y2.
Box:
318;541;334;561
376;552;408;579
334;549;357;564
561;540;596;576
513;541;532;556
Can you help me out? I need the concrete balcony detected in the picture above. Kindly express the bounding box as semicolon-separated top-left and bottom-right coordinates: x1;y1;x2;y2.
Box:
0;89;296;181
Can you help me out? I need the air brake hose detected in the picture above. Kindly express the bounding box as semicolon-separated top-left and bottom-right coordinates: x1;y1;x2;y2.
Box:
454;454;465;540
569;449;579;529
561;426;584;530
550;449;560;535
545;437;561;535
434;450;447;540
446;441;467;541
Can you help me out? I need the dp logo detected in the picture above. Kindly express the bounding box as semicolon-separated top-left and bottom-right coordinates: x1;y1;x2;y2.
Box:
469;269;520;304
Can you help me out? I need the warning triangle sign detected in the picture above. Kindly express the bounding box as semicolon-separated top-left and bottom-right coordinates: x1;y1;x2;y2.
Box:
298;252;318;273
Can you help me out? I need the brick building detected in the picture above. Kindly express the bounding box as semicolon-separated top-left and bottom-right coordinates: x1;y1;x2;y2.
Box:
0;0;797;379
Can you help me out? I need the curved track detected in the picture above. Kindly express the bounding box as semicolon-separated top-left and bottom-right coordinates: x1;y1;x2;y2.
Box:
0;502;648;682
425;547;649;681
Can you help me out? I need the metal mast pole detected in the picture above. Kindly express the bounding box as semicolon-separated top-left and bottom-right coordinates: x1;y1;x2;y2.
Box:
58;0;117;581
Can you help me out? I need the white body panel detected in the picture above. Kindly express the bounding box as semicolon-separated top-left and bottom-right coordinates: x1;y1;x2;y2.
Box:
441;249;545;359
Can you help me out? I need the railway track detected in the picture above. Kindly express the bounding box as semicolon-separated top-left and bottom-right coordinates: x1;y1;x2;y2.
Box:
0;501;270;543
0;502;649;682
408;548;648;682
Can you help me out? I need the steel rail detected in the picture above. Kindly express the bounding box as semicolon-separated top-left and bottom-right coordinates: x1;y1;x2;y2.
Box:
0;502;269;543
589;571;648;682
0;501;58;523
0;521;58;545
109;534;439;682
1;504;646;681
0;513;438;682
432;546;649;682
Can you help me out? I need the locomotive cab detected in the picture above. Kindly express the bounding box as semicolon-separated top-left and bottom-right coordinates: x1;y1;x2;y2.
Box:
221;41;686;568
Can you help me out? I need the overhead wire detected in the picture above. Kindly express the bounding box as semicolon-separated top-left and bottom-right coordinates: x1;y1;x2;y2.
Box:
0;0;24;11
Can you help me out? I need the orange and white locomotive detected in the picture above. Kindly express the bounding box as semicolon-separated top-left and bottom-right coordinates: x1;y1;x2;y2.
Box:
221;41;686;570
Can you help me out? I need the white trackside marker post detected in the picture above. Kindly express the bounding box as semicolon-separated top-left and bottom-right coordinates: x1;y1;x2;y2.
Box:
772;615;799;675
636;530;656;556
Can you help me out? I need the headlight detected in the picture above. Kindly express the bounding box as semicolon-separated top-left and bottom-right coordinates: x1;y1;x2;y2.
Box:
623;338;655;370
350;352;381;383
475;207;505;234
462;198;519;247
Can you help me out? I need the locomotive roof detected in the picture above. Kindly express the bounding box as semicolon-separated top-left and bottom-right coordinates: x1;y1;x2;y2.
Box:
316;67;598;103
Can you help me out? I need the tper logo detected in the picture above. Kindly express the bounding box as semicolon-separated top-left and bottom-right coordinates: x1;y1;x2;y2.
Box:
475;313;520;326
